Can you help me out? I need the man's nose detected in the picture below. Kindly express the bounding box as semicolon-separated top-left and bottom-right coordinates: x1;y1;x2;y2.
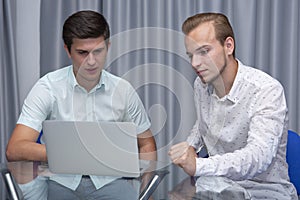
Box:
191;54;201;69
87;53;96;65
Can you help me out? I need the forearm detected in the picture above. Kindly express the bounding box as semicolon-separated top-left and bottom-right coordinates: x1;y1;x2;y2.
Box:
139;139;157;198
194;142;276;180
139;140;157;161
138;129;157;161
6;142;47;162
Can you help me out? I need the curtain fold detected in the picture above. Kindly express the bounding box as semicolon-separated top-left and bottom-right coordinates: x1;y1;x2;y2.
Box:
0;0;19;198
0;0;19;163
1;0;299;199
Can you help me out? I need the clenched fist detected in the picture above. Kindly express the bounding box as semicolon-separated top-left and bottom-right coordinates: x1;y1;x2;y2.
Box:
168;142;197;176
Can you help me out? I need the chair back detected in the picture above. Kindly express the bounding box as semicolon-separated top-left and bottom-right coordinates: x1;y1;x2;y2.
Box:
286;130;300;195
36;130;43;144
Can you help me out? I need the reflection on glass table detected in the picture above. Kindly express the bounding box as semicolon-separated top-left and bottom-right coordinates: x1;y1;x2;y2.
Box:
166;164;298;200
1;166;24;200
2;161;287;200
1;161;169;200
167;176;252;200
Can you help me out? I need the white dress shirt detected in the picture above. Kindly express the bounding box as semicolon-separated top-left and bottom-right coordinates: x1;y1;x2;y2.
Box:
187;60;297;198
18;65;151;190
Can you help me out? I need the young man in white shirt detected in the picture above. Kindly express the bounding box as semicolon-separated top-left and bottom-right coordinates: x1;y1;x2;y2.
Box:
169;12;298;199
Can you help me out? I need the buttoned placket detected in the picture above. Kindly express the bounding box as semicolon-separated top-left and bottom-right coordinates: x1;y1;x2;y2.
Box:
206;93;228;155
86;91;96;121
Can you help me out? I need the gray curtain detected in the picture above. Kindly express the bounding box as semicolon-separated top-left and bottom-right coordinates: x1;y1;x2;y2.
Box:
1;0;299;199
0;0;19;163
102;1;198;194
0;0;19;198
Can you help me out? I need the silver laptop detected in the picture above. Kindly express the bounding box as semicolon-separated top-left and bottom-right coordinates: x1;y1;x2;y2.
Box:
43;120;140;177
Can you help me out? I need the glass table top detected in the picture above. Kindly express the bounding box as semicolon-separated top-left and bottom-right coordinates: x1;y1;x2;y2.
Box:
1;160;262;200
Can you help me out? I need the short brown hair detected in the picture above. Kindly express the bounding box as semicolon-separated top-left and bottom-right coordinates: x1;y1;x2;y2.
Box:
62;10;110;52
182;13;235;57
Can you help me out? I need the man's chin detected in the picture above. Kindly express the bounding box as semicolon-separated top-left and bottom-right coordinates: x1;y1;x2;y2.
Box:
199;76;207;84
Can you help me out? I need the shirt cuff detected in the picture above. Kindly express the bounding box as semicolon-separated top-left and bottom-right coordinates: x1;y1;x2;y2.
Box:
195;157;216;177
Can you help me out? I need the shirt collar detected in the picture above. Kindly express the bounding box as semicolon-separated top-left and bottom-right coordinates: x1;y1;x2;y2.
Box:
68;66;105;92
225;59;243;103
205;59;243;103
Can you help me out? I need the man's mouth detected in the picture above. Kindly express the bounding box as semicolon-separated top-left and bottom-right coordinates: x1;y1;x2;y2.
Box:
197;69;207;76
86;68;98;73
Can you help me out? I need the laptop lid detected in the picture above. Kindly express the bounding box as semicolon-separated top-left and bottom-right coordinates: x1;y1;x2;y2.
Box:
43;120;140;177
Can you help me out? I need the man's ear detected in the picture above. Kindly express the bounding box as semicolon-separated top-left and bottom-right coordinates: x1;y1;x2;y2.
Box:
106;41;111;50
224;37;234;56
64;44;71;58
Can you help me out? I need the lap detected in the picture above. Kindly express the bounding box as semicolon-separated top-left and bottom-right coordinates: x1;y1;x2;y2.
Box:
48;177;139;200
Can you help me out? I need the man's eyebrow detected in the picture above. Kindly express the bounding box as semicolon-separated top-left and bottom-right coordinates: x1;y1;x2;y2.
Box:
92;47;105;51
75;47;105;53
75;49;89;53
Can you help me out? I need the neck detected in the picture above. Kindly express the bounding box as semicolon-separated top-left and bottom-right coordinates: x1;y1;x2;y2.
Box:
213;58;238;98
75;73;101;93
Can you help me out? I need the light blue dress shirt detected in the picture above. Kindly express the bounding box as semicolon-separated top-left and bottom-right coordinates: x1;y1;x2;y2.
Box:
17;65;151;190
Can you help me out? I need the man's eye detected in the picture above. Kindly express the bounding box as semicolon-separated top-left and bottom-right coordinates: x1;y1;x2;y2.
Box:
78;51;89;56
199;49;208;56
92;49;103;55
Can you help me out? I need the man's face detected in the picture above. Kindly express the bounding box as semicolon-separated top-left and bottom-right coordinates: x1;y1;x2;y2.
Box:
65;36;109;87
184;22;227;84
